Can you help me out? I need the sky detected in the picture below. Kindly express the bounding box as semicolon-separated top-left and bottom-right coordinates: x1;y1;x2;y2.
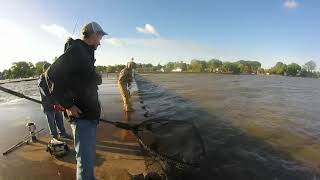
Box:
0;0;319;71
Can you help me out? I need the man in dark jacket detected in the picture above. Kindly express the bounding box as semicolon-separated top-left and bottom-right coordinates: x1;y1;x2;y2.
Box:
38;62;68;140
45;21;107;180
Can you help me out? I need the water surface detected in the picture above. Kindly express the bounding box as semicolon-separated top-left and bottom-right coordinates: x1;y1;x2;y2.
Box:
136;73;320;180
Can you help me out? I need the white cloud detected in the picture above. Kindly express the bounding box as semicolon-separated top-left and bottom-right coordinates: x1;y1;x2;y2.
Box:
283;0;299;9
0;19;64;71
104;38;127;47
41;24;73;41
136;24;160;37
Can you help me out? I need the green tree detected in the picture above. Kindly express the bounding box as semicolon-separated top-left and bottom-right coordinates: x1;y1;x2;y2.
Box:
145;63;153;68
221;62;240;74
107;65;116;73
269;62;287;75
237;63;251;73
251;61;262;73
163;62;175;72
207;59;222;72
1;69;12;79
236;60;261;74
10;61;36;78
96;65;107;73
304;61;316;72
156;64;163;71
35;61;50;75
237;60;251;73
180;62;188;71
287;63;301;76
190;60;207;72
257;68;265;74
134;63;156;73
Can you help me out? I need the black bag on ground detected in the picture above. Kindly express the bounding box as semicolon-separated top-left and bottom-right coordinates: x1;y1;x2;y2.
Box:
46;140;69;157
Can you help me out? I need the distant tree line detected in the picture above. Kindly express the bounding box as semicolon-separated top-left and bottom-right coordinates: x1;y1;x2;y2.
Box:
134;59;319;78
0;60;127;80
95;65;126;74
0;61;50;80
0;59;319;80
267;60;318;77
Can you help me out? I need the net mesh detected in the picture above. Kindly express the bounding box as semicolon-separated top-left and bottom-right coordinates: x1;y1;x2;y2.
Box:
135;119;206;170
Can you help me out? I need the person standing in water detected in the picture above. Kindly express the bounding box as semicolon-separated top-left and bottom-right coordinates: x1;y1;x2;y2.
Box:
118;59;136;112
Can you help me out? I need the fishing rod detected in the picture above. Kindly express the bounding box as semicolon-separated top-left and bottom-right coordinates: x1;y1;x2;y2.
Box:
0;85;139;129
0;78;38;85
2;128;45;155
0;86;41;104
0;84;145;131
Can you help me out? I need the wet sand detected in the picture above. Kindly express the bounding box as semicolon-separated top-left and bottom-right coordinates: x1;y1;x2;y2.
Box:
0;74;163;180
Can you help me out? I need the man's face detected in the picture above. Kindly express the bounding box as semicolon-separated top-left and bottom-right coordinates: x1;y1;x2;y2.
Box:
90;33;104;50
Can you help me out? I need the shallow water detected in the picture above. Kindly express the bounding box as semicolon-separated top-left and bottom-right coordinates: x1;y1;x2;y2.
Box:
136;73;320;180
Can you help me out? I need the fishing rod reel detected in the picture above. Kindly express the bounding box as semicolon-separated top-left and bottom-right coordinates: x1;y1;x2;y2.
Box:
26;122;37;142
